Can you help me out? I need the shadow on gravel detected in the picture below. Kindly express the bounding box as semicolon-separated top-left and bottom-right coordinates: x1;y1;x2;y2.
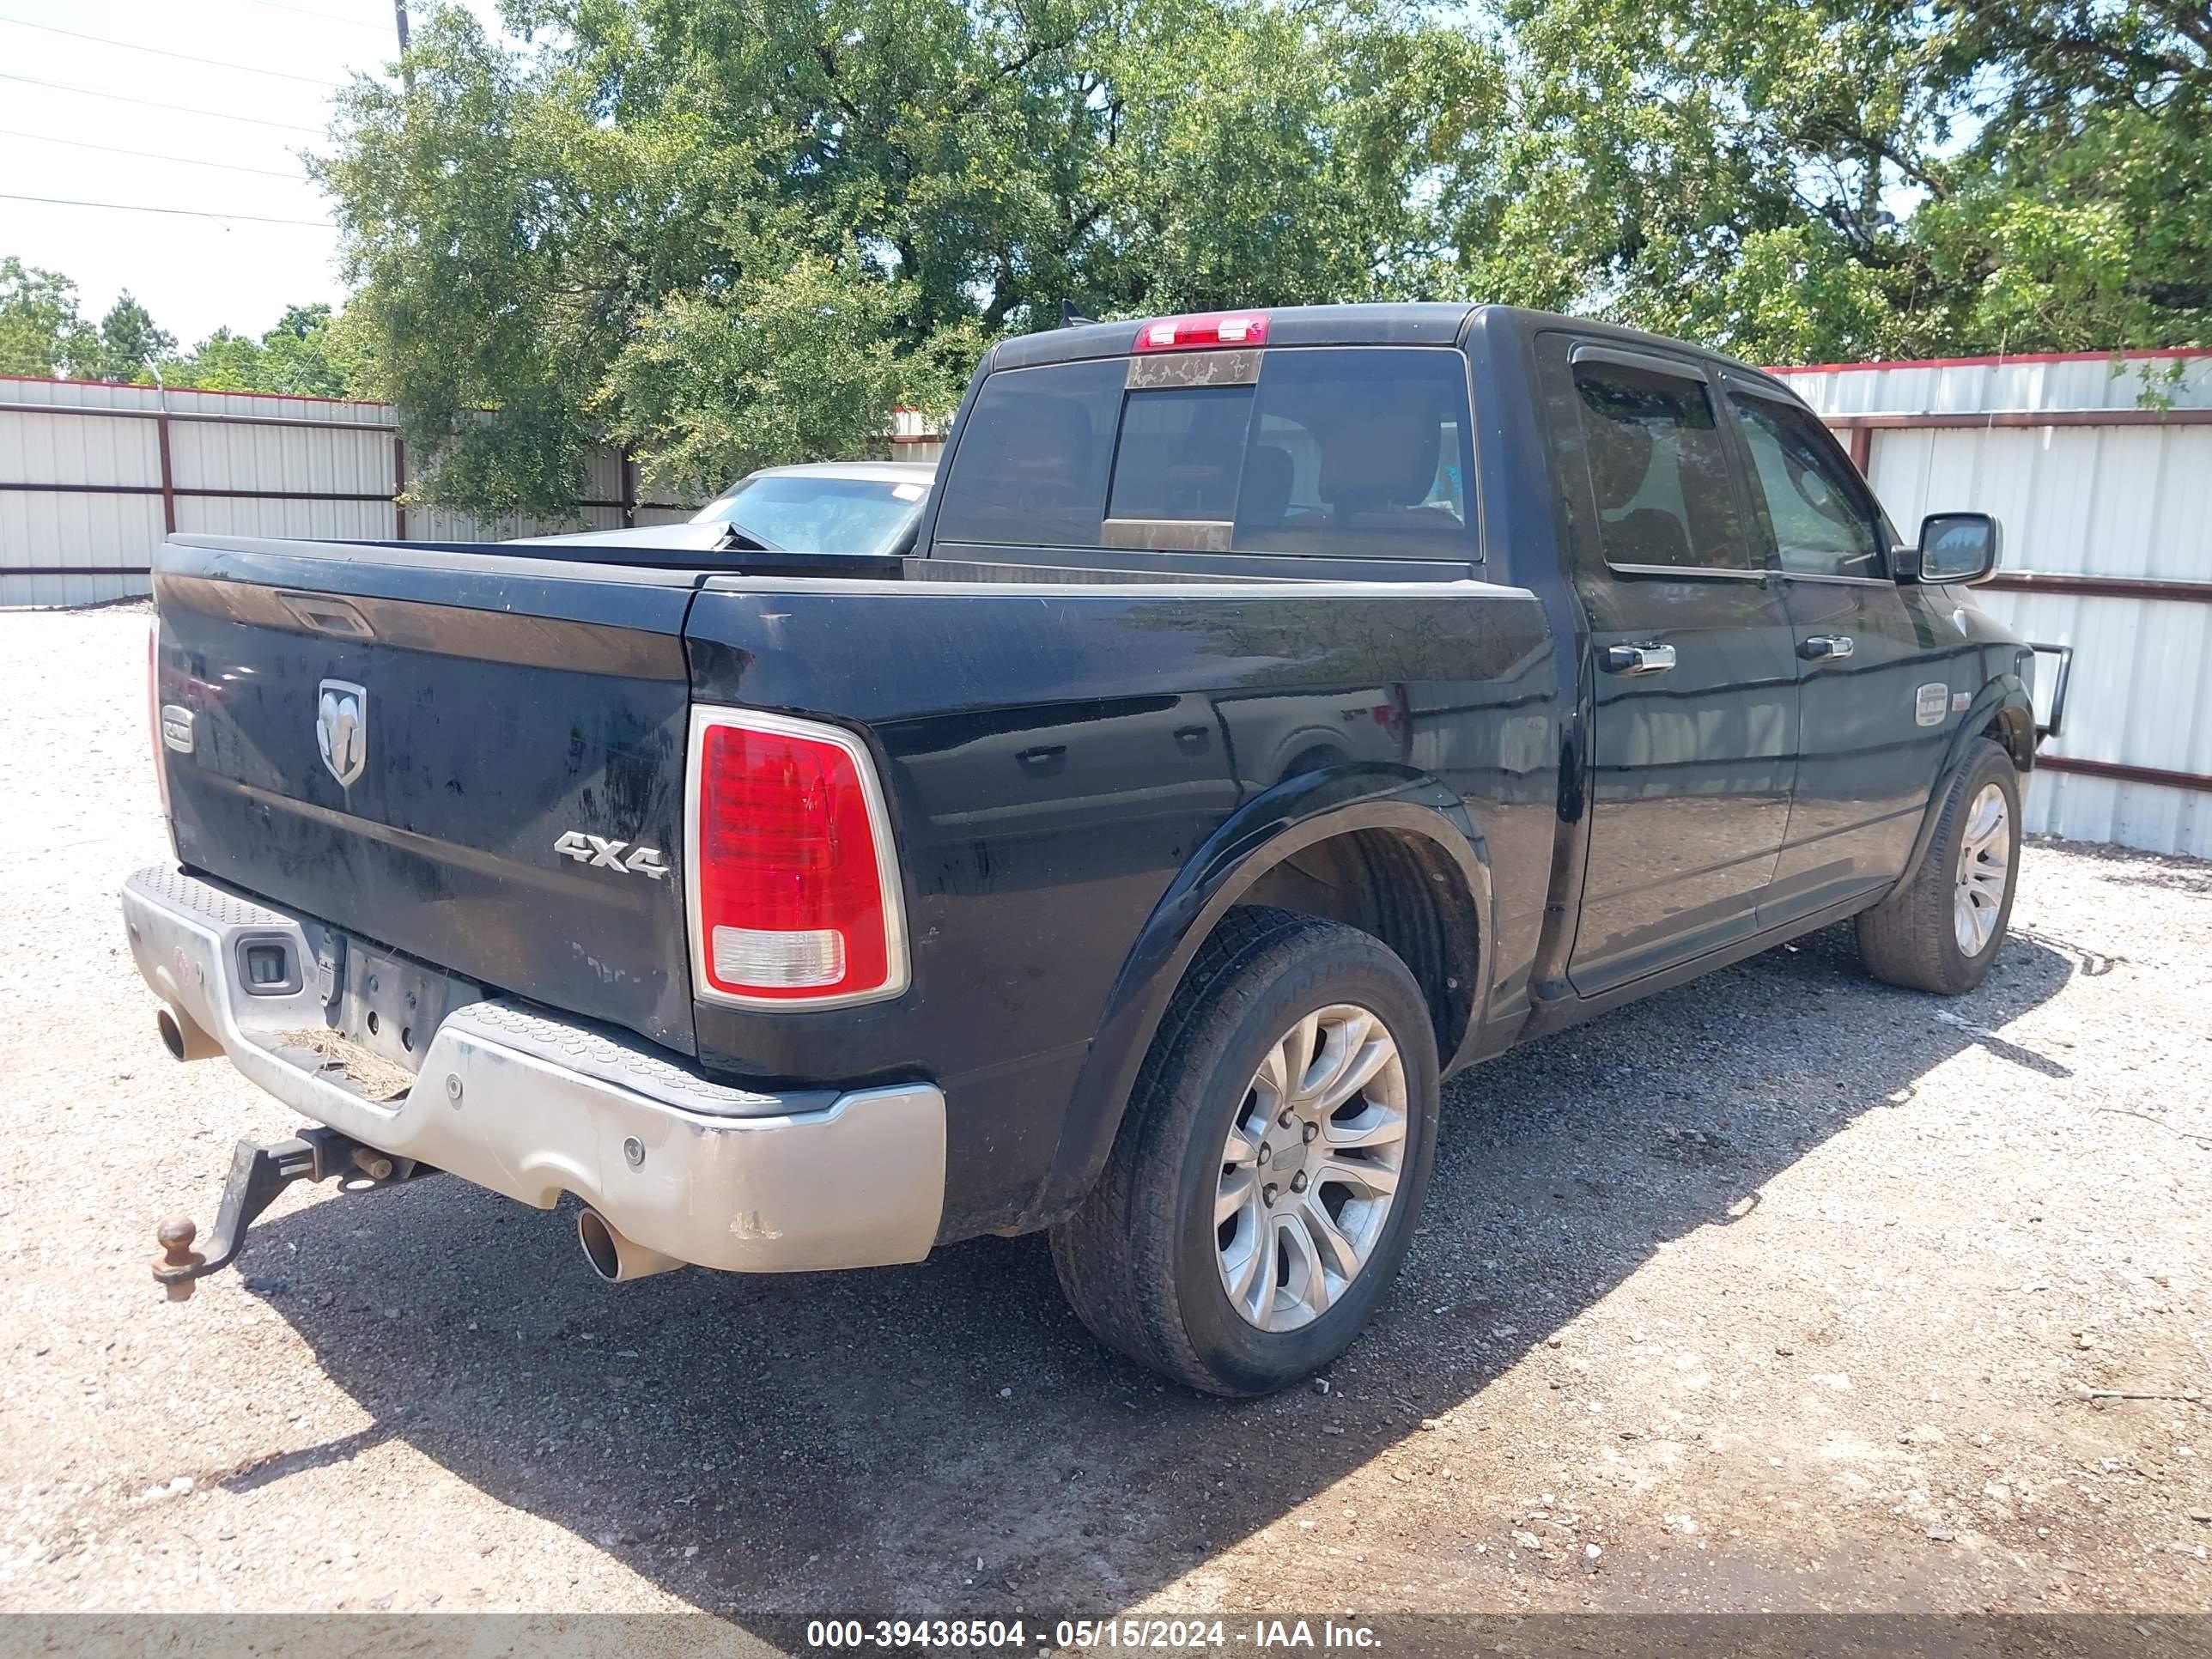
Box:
228;921;2077;1619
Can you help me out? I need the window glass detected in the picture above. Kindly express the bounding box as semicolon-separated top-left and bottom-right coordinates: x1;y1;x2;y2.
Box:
933;358;1125;545
1729;393;1887;578
693;476;927;556
1231;349;1474;559
1106;386;1252;522
1571;360;1753;572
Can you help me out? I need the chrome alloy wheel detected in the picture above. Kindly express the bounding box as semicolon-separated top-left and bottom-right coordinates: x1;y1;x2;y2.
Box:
1954;781;2012;956
1214;1004;1409;1333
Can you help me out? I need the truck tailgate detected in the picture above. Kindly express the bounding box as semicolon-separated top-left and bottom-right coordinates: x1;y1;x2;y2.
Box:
151;537;699;1054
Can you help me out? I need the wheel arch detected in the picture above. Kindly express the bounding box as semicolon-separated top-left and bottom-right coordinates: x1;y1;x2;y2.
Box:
1029;764;1493;1228
1891;672;2033;895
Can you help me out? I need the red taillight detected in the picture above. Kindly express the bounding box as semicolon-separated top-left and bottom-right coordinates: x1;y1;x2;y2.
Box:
685;708;907;1007
1130;310;1270;353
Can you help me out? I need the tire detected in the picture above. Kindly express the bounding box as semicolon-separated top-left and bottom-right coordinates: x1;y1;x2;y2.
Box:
1856;738;2022;995
1048;907;1441;1397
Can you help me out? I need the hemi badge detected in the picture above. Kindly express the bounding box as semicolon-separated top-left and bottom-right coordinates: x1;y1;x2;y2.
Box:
159;704;196;753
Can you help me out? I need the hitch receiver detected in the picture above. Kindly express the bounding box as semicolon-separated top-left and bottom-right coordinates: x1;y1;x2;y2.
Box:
152;1127;425;1300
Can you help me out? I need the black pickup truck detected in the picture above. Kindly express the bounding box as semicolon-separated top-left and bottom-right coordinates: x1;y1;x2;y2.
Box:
128;303;2038;1395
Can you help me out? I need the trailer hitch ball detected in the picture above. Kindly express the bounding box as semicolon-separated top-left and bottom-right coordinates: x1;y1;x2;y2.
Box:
154;1217;205;1303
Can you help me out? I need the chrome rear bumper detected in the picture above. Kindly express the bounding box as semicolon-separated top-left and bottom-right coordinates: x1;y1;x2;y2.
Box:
120;866;945;1273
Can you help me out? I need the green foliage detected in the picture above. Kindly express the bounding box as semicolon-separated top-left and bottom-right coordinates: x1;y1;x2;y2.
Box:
600;218;977;499
91;294;176;383
0;258;368;398
1460;0;2211;359
317;0;1496;512
164;305;374;398
0;258;100;380
303;0;2206;510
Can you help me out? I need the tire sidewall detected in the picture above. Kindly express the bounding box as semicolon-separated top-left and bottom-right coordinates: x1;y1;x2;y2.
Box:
1944;745;2023;984
1162;939;1440;1395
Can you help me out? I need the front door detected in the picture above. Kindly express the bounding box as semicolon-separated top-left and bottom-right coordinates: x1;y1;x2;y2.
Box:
1718;379;1960;922
1539;337;1800;996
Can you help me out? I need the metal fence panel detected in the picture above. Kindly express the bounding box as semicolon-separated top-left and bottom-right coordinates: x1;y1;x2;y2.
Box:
0;375;714;607
1785;349;2212;858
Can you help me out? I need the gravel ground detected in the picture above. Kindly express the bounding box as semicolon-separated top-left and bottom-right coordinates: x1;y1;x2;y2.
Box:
2;605;2209;1625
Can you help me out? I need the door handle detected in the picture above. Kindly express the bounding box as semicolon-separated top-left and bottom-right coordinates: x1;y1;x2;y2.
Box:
1601;642;1676;676
1015;744;1067;775
1799;635;1856;661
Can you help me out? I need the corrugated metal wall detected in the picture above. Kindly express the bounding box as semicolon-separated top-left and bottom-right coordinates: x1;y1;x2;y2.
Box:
1782;349;2212;858
2;376;945;606
0;376;681;608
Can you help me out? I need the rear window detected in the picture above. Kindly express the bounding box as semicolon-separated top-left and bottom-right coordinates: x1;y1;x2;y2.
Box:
934;347;1475;561
931;359;1124;546
1233;349;1472;560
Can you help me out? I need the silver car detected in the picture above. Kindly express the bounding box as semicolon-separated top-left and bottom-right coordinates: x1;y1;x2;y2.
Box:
514;460;936;556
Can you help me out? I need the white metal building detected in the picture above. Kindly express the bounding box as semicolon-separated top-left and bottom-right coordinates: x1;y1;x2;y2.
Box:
1780;349;2212;860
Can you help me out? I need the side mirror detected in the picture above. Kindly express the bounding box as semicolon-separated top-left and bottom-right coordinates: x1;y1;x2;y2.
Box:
1906;512;2002;586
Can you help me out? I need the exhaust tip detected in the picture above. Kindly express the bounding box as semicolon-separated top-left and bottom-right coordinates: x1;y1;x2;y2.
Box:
576;1207;684;1283
577;1207;623;1282
157;1005;219;1062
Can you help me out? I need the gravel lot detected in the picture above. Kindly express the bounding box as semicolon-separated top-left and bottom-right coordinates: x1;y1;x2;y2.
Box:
2;604;2209;1625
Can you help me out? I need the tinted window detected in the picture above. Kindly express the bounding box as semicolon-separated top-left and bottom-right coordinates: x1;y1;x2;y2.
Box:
1231;349;1473;559
1107;386;1250;523
1571;360;1753;572
933;358;1125;546
1729;392;1887;578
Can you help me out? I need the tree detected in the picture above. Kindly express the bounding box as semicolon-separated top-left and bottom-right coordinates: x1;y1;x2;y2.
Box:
316;0;1493;512
0;258;100;380
1449;0;2211;360
164;303;372;398
90;293;177;383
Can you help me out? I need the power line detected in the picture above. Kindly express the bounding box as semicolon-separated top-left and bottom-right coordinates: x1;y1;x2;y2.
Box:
234;0;392;31
0;16;349;88
0;72;325;134
0;191;334;228
0;127;305;180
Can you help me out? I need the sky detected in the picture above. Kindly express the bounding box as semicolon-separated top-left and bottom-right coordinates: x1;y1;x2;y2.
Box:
0;0;510;348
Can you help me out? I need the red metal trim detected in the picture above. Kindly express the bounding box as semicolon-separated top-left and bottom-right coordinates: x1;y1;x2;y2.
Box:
2039;755;2212;795
1983;571;2212;605
1826;408;2212;430
155;410;177;533
1846;424;1872;473
1770;347;2212;376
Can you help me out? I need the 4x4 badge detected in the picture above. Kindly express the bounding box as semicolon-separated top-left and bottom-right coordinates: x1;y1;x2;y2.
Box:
554;831;669;880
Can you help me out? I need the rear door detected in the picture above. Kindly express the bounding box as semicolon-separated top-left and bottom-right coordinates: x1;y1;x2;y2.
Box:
1717;379;1958;921
1536;336;1801;995
153;539;699;1054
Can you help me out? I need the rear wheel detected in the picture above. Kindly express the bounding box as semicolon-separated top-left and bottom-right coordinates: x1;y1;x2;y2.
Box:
1049;908;1440;1396
1856;738;2022;994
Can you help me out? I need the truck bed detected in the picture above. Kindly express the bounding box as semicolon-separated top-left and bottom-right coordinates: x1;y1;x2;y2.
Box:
150;532;1556;1238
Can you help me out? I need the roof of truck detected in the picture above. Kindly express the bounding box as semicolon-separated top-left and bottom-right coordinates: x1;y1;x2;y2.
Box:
985;302;1789;395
